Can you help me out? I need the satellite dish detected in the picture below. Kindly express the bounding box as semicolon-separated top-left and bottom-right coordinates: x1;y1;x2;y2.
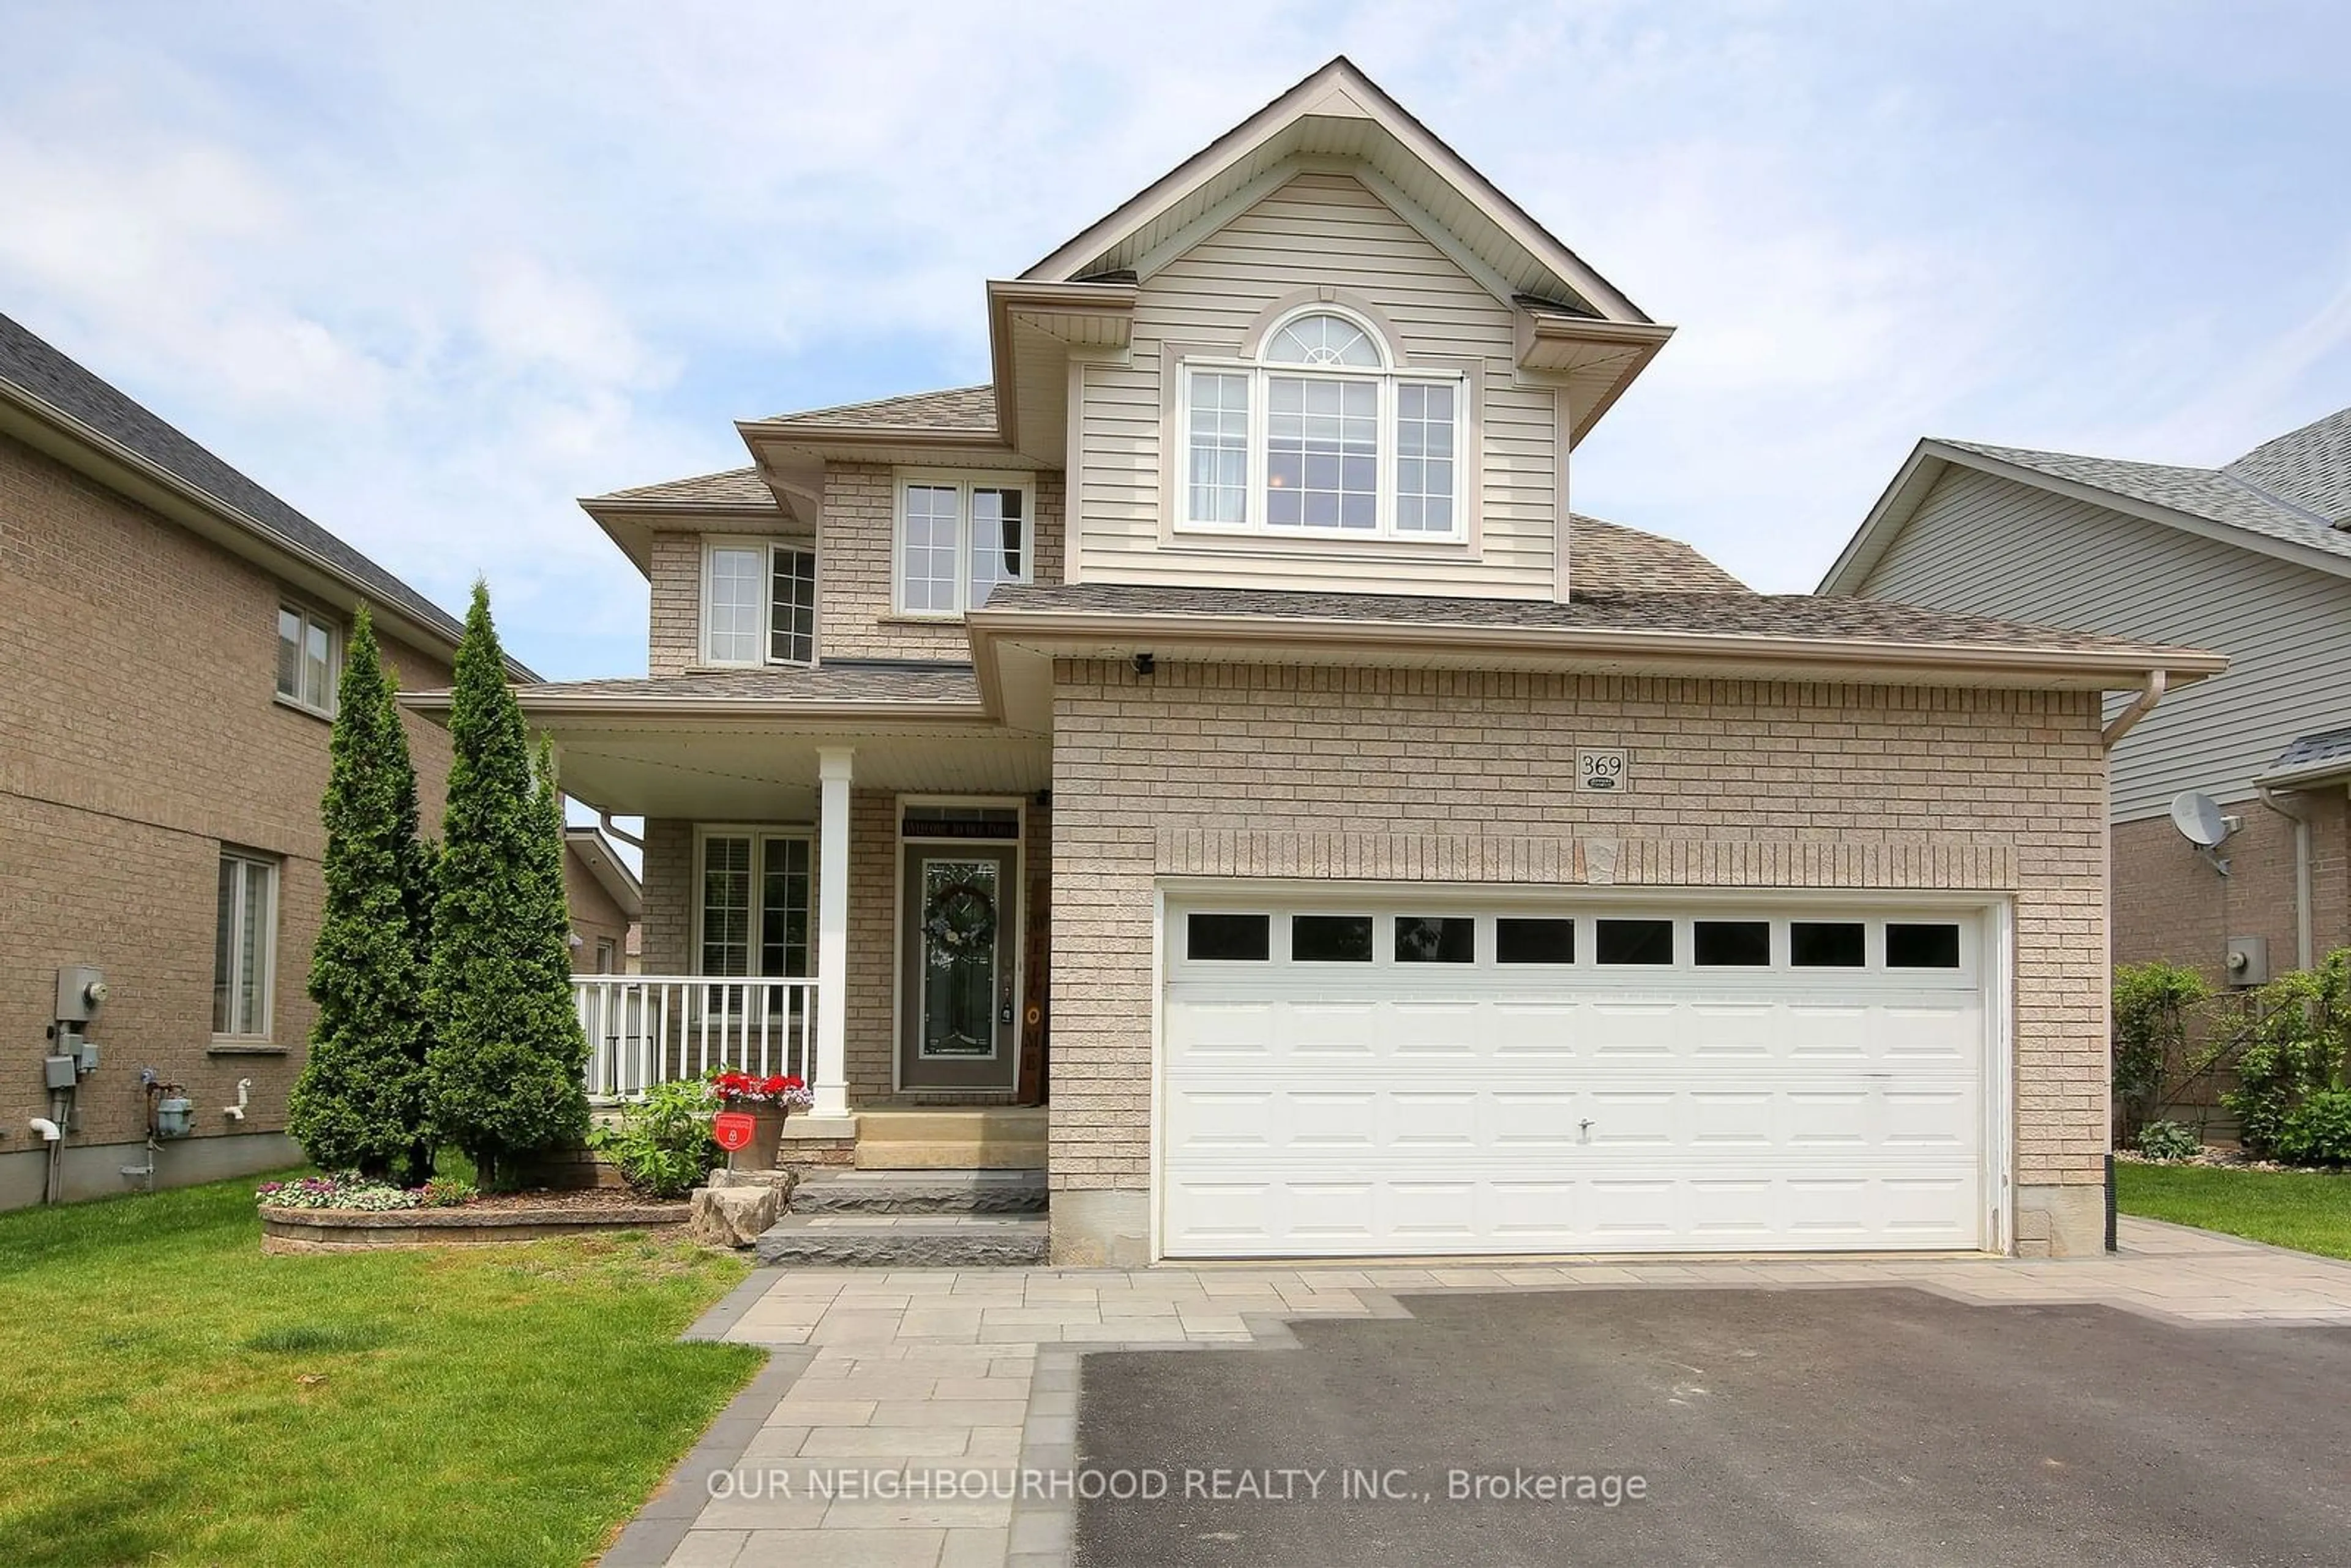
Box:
2170;790;2232;848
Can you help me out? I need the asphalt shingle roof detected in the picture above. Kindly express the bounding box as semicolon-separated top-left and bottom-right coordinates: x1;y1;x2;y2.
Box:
2267;725;2351;777
2222;406;2351;528
762;385;998;432
0;312;486;657
589;467;775;508
1569;514;1745;593
512;663;982;706
980;581;2194;658
1942;428;2351;566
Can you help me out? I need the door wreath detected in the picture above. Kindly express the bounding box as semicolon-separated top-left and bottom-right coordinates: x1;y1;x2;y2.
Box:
923;877;997;956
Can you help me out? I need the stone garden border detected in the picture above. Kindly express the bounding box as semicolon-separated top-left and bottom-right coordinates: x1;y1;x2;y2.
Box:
260;1201;688;1250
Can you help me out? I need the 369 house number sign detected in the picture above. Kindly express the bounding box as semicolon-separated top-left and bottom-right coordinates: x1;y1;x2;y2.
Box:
1577;748;1628;792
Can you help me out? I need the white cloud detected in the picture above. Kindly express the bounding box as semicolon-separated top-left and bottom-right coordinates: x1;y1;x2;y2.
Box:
0;0;2344;657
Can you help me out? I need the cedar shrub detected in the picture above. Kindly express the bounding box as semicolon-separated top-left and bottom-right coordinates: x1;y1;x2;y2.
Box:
288;607;432;1179
424;582;588;1185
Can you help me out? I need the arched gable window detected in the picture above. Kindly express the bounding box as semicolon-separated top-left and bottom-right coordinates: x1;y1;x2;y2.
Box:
1183;306;1462;538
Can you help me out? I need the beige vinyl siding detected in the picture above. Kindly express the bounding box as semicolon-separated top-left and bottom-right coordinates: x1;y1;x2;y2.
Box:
1855;465;2351;820
1077;171;1562;596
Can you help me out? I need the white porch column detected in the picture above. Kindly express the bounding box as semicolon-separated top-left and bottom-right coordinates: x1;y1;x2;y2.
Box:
812;746;854;1119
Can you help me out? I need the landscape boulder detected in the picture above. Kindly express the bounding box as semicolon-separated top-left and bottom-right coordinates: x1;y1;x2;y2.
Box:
689;1182;779;1248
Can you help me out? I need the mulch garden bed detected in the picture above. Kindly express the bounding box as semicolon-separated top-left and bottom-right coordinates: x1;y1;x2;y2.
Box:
2115;1149;2293;1172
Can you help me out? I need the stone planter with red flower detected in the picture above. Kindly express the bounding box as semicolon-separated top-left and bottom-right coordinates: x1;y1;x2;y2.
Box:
708;1070;816;1172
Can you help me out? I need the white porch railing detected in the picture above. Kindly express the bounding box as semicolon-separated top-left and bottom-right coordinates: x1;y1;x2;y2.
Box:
573;975;818;1101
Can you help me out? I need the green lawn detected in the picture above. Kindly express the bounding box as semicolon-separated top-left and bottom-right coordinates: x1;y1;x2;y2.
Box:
2116;1160;2351;1262
0;1173;760;1567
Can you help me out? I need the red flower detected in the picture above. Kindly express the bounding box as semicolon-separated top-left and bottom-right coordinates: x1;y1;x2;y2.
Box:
709;1070;811;1105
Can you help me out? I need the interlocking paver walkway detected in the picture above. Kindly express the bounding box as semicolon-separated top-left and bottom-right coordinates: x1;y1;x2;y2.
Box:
602;1217;2351;1567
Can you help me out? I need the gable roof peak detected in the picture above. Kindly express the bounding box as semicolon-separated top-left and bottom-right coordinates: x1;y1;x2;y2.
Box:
1020;54;1651;327
1290;55;1382;116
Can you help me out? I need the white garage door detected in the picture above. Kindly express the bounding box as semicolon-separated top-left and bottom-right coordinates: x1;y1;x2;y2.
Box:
1160;897;1993;1258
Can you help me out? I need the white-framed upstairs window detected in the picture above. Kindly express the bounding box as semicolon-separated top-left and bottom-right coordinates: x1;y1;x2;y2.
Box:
895;476;1034;618
275;605;337;716
703;539;818;667
1179;304;1464;540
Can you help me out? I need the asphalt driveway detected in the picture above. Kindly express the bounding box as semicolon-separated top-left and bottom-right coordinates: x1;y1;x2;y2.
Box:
1073;1286;2351;1567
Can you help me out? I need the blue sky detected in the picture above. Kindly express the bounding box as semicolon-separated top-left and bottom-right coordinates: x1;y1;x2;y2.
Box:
3;2;2347;681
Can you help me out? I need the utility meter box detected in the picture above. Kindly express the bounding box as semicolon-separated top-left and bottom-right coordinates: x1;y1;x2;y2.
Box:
2225;936;2270;988
55;966;107;1023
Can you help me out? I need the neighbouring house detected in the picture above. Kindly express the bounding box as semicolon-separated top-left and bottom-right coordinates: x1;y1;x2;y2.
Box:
1820;411;2351;998
0;313;539;1209
564;821;643;975
411;58;2222;1262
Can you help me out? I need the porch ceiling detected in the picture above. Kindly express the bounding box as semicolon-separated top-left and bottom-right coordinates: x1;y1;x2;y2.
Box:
545;718;1051;820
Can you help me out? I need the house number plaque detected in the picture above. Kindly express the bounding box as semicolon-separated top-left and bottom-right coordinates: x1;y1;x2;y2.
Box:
1578;749;1628;792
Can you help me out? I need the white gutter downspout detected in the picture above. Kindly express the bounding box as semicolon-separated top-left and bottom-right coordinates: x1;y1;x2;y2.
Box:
2101;670;2166;749
2255;785;2315;972
596;811;645;853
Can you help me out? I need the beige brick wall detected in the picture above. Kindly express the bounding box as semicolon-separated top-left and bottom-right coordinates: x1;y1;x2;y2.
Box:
0;431;454;1165
647;532;702;675
1046;661;2113;1199
639;819;694;972
817;464;1066;662
563;850;632;973
642;469;1065;671
847;787;899;1102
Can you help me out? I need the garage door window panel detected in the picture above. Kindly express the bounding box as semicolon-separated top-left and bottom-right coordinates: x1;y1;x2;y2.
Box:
1495;917;1576;965
1292;915;1374;962
1394;917;1474;964
1791;921;1866;969
1188;913;1270;962
1597;918;1674;966
1693;920;1771;967
1887;923;1963;969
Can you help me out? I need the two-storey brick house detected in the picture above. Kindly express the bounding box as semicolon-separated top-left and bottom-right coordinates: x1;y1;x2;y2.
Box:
0;312;538;1209
443;59;2222;1262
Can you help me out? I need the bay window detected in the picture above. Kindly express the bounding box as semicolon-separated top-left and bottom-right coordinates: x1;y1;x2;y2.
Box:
1180;306;1464;539
896;478;1033;616
703;541;817;666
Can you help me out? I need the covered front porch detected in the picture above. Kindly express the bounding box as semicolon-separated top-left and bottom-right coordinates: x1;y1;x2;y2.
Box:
532;674;1053;1155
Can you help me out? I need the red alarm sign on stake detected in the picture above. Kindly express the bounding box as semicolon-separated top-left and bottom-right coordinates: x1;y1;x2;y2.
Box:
712;1111;757;1152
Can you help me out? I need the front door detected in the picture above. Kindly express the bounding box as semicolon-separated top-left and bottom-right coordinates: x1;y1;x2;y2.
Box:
899;845;1020;1090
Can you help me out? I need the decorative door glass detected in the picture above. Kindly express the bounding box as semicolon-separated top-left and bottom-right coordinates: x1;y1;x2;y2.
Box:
920;858;999;1057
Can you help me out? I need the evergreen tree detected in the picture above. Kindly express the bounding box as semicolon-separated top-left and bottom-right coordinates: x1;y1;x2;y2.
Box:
288;607;429;1178
425;581;588;1185
402;831;440;1184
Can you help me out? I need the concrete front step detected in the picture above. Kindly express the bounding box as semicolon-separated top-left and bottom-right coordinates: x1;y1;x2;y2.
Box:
755;1214;1049;1267
791;1169;1048;1215
854;1140;1047;1171
852;1107;1048;1171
